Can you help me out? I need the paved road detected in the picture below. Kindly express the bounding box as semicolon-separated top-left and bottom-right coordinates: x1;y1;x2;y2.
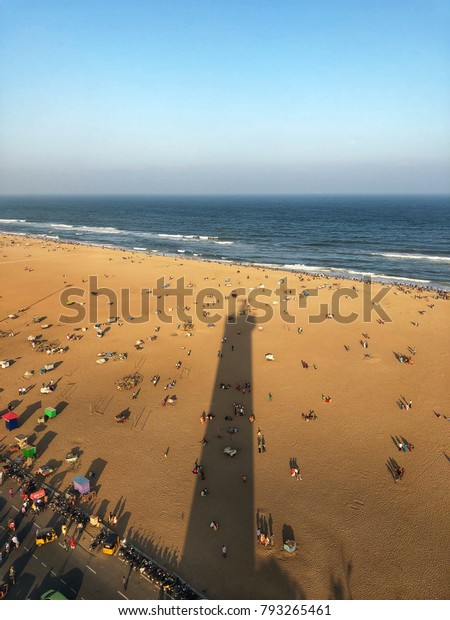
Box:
0;479;162;600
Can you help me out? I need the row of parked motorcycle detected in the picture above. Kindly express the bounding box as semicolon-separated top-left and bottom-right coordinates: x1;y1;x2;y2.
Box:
118;544;199;599
2;459;201;600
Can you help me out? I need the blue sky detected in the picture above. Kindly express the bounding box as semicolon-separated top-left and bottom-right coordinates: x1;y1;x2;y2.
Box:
1;0;449;194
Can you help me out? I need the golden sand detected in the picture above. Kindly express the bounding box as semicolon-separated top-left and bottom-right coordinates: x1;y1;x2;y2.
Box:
0;234;449;599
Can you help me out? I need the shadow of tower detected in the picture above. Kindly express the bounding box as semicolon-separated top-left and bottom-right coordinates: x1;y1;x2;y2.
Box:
179;304;304;599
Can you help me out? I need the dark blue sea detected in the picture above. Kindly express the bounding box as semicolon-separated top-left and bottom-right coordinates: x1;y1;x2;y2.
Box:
1;195;449;288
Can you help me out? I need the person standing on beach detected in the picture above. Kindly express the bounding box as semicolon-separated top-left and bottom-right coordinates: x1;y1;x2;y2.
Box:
269;393;272;401
222;545;227;558
409;400;413;409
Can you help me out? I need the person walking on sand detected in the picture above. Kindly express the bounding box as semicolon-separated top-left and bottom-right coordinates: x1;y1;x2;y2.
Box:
9;565;15;585
69;537;76;551
122;575;127;590
61;523;68;537
269;393;272;401
409;400;413;409
222;545;227;558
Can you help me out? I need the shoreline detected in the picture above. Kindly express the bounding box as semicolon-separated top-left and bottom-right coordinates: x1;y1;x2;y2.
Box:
2;231;449;294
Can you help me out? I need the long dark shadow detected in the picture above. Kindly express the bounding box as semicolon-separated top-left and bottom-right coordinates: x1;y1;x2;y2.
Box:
179;306;303;599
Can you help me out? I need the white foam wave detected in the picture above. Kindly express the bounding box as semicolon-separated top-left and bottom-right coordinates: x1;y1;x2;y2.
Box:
0;218;19;223
50;223;74;229
81;225;120;234
371;252;450;263
283;264;331;272
177;249;186;253
133;247;147;251
349;269;430;283
372;274;431;283
159;233;223;242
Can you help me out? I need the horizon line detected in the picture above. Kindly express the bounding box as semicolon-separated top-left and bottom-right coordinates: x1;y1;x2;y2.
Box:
1;192;449;198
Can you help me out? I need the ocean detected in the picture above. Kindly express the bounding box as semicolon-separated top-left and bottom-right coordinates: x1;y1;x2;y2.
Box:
0;195;449;288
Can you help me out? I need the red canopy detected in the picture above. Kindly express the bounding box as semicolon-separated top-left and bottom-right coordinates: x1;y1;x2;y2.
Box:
2;412;19;421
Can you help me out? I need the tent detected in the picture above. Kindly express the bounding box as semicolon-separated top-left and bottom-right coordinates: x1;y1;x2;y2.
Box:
2;412;19;431
73;475;90;494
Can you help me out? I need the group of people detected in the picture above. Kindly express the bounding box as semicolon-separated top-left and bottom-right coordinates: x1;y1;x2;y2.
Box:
256;528;273;547
234;403;245;416
192;462;205;480
301;411;317;422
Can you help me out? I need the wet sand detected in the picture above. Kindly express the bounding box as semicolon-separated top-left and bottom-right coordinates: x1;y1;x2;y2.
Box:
0;234;449;600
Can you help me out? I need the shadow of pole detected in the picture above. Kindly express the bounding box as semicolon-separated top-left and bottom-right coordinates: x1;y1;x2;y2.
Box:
179;305;304;599
178;307;255;598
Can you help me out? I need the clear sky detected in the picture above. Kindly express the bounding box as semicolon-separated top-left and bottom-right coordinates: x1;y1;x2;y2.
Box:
1;0;449;194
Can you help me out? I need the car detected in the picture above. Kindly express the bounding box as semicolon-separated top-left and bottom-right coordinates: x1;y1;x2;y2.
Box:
223;447;237;457
40;589;68;600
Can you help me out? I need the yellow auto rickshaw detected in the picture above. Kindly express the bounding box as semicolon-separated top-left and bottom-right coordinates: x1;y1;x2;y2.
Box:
36;527;58;546
102;532;119;555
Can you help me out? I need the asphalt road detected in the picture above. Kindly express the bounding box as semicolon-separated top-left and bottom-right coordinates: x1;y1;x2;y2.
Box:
0;479;162;600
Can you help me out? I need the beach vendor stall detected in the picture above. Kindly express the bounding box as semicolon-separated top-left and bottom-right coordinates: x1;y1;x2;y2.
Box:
2;412;19;431
22;444;37;459
283;539;297;553
73;475;96;502
73;475;90;495
37;407;57;424
30;489;49;513
15;434;29;449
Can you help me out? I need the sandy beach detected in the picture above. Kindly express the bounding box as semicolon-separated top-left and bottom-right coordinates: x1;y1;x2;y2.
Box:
0;233;449;600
